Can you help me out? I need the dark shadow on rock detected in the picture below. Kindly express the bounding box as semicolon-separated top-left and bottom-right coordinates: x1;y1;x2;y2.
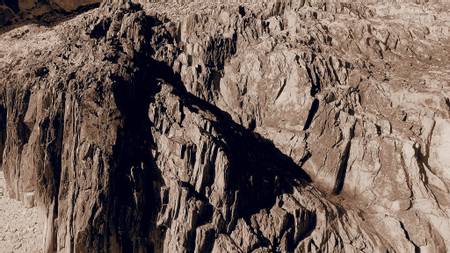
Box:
98;9;313;251
0;3;100;35
2;0;19;13
110;72;162;253
108;13;165;253
0;105;6;167
145;54;312;226
303;98;319;131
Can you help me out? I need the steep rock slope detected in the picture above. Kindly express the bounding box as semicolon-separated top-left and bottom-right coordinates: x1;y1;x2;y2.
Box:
0;0;449;252
0;0;100;27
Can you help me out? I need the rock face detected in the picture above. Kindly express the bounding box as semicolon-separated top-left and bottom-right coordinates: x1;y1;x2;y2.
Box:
0;0;100;27
1;0;450;252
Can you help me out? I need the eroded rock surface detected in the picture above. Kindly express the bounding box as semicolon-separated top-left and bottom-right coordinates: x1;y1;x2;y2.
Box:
0;0;100;28
0;0;449;252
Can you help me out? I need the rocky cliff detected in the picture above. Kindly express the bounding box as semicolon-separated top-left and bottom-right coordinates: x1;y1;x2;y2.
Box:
1;0;450;252
0;0;100;28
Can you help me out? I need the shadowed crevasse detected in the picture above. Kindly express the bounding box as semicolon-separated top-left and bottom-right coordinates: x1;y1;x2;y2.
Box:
303;98;319;131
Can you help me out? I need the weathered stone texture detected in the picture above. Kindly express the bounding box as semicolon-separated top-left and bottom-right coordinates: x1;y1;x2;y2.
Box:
1;0;450;252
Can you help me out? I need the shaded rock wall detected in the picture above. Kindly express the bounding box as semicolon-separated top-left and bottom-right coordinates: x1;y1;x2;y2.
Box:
0;0;101;27
0;0;449;252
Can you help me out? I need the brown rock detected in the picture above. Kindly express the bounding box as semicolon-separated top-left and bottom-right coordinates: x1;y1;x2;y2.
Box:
0;0;450;252
51;0;100;11
23;191;35;208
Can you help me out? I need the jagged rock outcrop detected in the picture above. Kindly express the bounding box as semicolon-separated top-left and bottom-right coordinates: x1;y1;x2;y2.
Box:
0;0;100;28
0;0;449;252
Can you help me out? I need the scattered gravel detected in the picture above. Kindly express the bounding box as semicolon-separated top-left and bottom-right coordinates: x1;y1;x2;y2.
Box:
0;171;44;253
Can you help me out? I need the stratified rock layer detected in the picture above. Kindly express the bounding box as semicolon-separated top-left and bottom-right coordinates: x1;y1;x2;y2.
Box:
0;0;449;252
